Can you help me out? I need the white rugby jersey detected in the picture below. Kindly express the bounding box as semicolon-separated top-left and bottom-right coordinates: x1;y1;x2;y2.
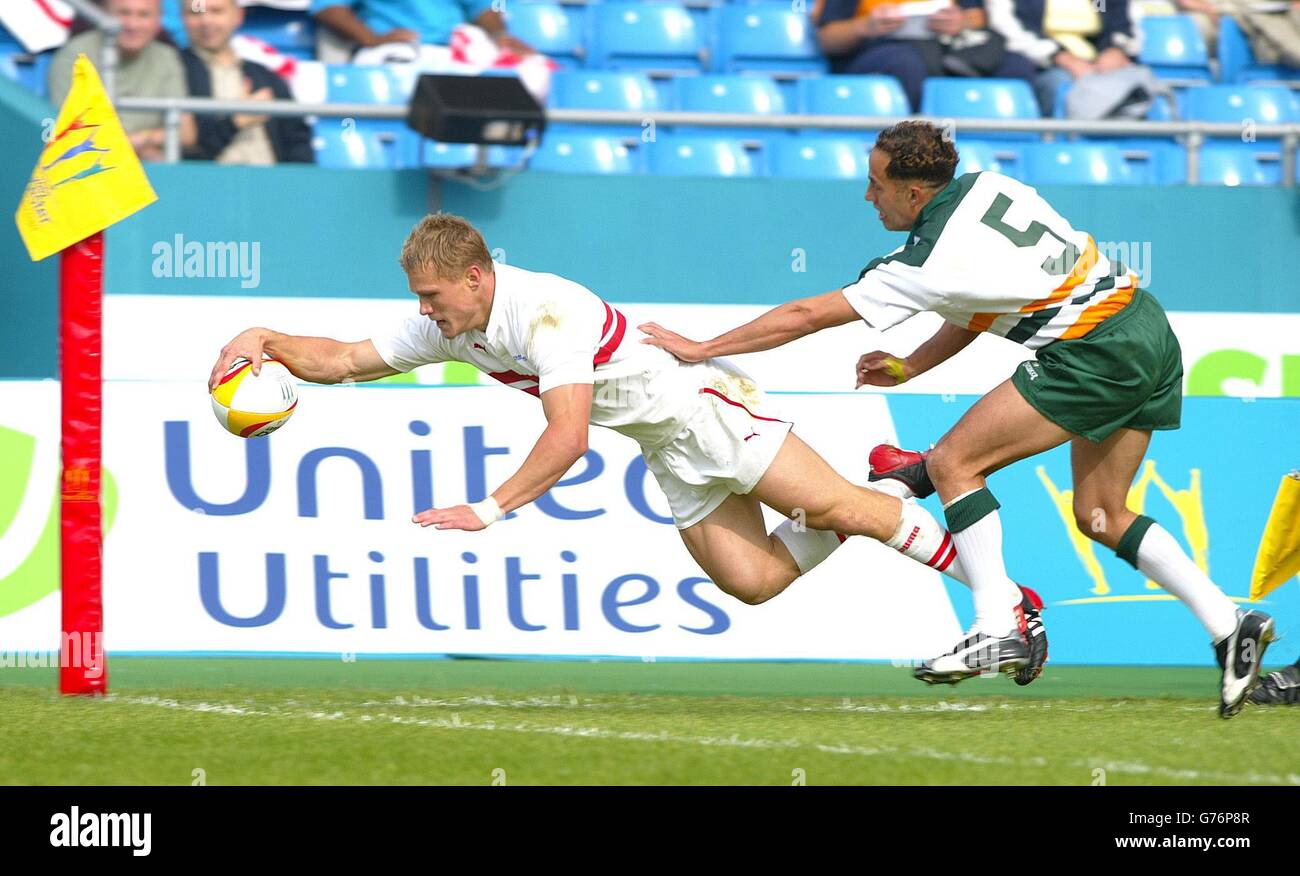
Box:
842;171;1141;350
371;262;706;446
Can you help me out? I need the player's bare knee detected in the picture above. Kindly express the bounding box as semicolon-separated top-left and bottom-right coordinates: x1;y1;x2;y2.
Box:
1072;500;1118;543
923;441;960;487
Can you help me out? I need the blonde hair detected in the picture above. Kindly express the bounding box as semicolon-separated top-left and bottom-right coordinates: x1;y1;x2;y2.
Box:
399;213;494;279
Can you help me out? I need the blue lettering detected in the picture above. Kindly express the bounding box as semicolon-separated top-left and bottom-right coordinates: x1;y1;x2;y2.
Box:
463;426;517;521
505;556;545;631
560;550;579;630
536;450;606;520
313;554;353;629
602;574;661;633
368;550;387;629
198;551;285;626
298;448;384;520
413;557;450;631
462;551;481;630
410;420;434;514
676;577;731;635
624;457;673;525
165;421;269;515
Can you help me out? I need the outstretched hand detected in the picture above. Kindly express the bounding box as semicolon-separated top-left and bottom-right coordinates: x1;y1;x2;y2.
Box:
413;505;487;532
856;351;911;388
209;328;269;392
638;322;711;363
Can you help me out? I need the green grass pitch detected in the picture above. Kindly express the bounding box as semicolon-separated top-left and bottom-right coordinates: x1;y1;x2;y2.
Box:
2;659;1298;785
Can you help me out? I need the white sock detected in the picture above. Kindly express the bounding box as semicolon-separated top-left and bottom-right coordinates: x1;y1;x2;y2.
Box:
866;478;914;501
1135;523;1239;642
947;507;1021;637
772;519;844;575
885;499;970;586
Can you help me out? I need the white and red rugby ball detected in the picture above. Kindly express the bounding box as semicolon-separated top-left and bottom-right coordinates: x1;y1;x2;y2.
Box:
210;358;298;438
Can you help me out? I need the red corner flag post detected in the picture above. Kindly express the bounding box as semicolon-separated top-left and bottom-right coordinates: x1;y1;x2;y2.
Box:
14;55;157;695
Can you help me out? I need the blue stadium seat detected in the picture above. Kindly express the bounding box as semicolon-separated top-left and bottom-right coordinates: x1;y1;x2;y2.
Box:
955;140;1024;178
312;121;402;169
797;74;907;117
241;6;317;60
1138;15;1212;83
921;78;1040;140
676;74;788;139
1218;16;1293;84
530;133;641;173
713;4;826;76
1022;143;1138;185
1107;138;1187;185
0;49;50;99
1197;143;1284;186
548;71;667;137
324;66;421;166
646;135;757;176
588;3;705;73
768;138;867;179
1182;85;1297;126
420;141;519;170
505;3;585;69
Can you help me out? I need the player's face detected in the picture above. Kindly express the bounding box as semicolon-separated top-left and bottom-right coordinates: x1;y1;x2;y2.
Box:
865;149;920;232
407;264;488;338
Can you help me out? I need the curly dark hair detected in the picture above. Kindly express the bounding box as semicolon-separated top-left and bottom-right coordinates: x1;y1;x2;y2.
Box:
873;121;958;187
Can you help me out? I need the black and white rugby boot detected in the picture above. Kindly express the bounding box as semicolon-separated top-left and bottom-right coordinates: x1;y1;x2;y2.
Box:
1014;585;1048;687
1214;609;1276;718
913;629;1030;685
868;445;936;500
1248;663;1300;706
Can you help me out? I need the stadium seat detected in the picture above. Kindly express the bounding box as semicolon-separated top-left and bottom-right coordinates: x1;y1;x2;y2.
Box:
1197;143;1284;186
548;70;667;137
712;4;827;76
1022;143;1137;185
241;6;317;60
505;3;585;69
955;140;1024;179
312;121;402;169
588;3;705;73
1107;138;1188;185
324;66;422;166
0;49;49;99
767;138;868;179
1138;15;1212;83
1181;85;1297;126
797;75;908;125
1218;16;1293;84
676;74;788;139
920;78;1040;140
420;141;519;170
530;133;641;173
646;135;757;176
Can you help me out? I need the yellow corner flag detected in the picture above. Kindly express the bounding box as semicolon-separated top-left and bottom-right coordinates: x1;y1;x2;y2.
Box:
1250;471;1300;600
15;54;157;262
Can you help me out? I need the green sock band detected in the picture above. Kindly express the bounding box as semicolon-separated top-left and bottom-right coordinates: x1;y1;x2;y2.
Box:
1115;515;1157;569
943;488;1001;534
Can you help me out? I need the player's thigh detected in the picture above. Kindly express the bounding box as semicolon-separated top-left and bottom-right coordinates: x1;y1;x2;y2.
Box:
927;378;1073;493
677;492;793;589
1070;427;1151;520
749;430;899;537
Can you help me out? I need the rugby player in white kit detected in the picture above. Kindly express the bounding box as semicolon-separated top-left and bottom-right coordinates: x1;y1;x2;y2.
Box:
209;214;1038;635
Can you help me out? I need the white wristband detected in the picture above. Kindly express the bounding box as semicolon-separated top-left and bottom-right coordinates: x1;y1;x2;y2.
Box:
469;497;503;528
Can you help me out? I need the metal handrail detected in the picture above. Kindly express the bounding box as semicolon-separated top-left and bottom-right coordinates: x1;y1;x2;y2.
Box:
62;0;121;99
116;95;1300;185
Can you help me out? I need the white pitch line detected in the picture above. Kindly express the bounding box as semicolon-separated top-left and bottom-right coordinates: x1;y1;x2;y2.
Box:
104;694;1300;786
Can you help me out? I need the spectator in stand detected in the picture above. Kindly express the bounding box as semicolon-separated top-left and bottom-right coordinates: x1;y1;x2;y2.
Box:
179;0;313;165
815;0;1040;113
310;0;533;65
985;0;1137;115
48;0;194;161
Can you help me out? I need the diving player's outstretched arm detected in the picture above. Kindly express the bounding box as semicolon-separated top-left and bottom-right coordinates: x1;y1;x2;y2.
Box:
638;290;859;362
412;382;595;532
208;327;398;390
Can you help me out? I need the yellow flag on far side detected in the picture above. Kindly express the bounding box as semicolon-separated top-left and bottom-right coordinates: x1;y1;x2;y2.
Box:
1250;471;1300;600
15;54;157;262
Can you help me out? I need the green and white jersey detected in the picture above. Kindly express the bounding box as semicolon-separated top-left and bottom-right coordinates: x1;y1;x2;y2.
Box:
841;171;1140;350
